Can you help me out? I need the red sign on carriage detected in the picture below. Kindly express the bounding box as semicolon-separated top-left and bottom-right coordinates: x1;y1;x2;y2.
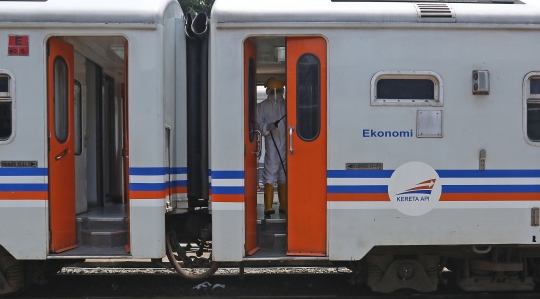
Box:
8;35;29;56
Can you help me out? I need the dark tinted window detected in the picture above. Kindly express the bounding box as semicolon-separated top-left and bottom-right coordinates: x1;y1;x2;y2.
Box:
54;57;68;143
527;103;540;141
74;80;82;154
377;79;435;100
0;76;8;93
0;102;11;140
248;58;256;142
296;54;320;141
530;79;540;94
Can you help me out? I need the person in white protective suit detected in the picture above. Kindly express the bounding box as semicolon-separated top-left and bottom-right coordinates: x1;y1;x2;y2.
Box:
257;78;287;217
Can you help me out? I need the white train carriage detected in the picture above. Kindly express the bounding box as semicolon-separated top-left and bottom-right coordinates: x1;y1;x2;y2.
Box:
209;0;540;292
3;0;540;296
0;0;190;294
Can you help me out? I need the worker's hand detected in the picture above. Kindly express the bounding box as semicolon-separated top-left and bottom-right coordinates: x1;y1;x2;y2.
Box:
267;122;277;131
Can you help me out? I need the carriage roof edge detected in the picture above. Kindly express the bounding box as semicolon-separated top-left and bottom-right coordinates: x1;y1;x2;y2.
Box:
0;0;183;27
211;0;540;26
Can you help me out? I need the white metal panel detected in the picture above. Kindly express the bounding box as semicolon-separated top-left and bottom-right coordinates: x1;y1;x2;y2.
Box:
0;0;182;26
0;200;48;259
209;30;245;173
325;28;540;170
328;207;540;260
212;203;244;261
130;199;165;258
128;29;165;167
174;18;188;203
212;0;540;26
0;32;47;167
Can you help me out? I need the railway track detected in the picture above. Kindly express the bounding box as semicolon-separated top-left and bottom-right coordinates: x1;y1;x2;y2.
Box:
11;265;540;298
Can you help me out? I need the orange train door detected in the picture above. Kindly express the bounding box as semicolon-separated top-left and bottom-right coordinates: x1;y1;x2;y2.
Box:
286;37;327;256
47;37;77;253
244;39;259;255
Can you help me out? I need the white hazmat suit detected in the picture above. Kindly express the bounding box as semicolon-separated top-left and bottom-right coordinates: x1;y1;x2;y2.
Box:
257;92;287;185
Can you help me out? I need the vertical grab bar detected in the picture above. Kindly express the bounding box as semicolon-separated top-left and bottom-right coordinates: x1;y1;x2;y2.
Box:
250;130;262;158
289;126;295;154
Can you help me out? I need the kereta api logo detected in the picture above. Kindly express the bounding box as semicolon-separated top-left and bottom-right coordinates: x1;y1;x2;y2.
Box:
396;179;437;196
388;162;441;216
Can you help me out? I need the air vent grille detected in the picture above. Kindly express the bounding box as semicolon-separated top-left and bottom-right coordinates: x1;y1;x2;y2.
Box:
415;3;456;23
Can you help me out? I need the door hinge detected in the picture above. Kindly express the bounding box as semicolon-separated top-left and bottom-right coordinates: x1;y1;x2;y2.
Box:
479;149;486;171
46;43;50;57
532;207;539;226
48;231;52;244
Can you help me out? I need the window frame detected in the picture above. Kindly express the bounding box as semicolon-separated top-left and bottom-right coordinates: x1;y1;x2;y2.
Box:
74;80;83;155
371;71;443;107
296;53;321;142
53;57;69;143
248;58;256;142
522;72;540;146
0;70;16;144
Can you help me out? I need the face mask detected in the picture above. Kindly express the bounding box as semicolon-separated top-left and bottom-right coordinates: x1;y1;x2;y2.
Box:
268;89;284;101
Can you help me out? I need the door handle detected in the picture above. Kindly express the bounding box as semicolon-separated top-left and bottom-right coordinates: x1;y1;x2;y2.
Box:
250;130;262;158
55;148;69;161
289;126;295;154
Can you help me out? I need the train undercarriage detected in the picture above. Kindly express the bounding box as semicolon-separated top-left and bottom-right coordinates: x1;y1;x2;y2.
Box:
3;235;540;296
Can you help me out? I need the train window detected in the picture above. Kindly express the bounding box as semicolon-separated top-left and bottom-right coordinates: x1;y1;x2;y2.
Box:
0;76;8;95
248;58;256;142
525;74;540;143
296;53;321;141
371;71;443;106
54;58;68;143
74;80;82;155
0;74;12;141
530;79;540;95
527;103;540;142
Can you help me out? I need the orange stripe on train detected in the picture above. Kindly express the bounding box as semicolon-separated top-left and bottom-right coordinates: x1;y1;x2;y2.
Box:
0;191;48;200
212;194;243;202
327;193;389;201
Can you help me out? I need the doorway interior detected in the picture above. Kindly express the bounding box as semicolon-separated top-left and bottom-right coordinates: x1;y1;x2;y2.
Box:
244;36;328;258
48;36;130;256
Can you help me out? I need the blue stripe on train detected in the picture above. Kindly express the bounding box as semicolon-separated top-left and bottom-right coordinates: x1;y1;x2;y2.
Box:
212;186;244;194
328;169;540;178
130;183;166;191
327;185;540;194
442;185;540;193
328;185;388;193
0;168;48;176
211;171;243;179
171;180;187;187
0;184;48;191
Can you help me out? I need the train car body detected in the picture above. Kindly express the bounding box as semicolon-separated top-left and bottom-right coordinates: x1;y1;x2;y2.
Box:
0;0;188;273
209;0;540;292
3;0;540;295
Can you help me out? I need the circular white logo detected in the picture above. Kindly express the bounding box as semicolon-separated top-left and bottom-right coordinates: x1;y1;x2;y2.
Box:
388;161;441;216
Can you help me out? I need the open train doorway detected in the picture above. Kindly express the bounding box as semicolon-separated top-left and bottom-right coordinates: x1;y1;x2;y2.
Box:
244;36;327;258
47;36;129;256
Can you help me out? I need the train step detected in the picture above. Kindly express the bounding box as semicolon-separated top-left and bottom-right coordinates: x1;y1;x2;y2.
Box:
257;219;286;250
258;218;286;234
258;232;286;250
80;229;128;248
76;214;128;248
78;216;128;230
